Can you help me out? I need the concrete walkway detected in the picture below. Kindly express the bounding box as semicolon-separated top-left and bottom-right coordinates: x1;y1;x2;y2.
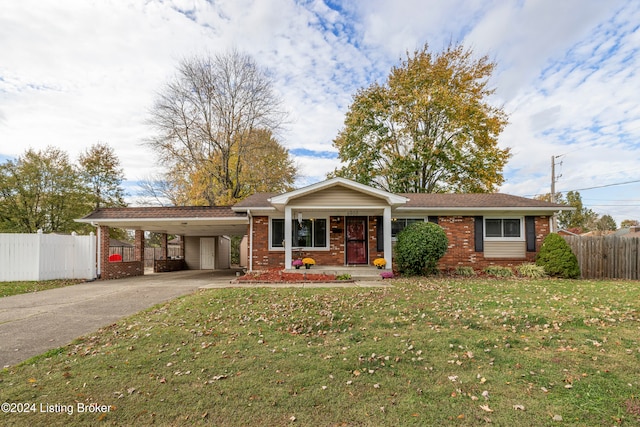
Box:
0;270;386;367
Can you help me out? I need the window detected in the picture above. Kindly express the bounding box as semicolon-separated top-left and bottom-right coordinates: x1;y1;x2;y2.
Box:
271;219;285;248
484;218;522;239
270;218;328;249
391;218;425;237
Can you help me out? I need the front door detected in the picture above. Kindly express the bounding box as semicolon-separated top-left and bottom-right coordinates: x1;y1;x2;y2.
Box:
200;238;216;269
346;217;368;265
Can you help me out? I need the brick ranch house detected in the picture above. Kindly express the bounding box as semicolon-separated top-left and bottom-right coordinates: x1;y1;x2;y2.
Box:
78;177;571;279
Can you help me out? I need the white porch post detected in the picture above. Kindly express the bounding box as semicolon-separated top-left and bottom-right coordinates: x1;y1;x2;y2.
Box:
284;206;292;268
383;206;392;269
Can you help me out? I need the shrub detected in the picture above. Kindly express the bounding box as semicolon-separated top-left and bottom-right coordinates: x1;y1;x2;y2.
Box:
454;266;476;277
336;274;352;281
395;222;448;275
516;263;547;279
483;265;513;277
535;233;580;279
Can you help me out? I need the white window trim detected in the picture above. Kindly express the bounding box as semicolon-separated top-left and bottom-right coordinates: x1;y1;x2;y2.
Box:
484;216;525;242
390;217;428;240
269;216;330;251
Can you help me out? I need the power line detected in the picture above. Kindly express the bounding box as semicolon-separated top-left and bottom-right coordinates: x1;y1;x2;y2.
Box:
558;178;640;193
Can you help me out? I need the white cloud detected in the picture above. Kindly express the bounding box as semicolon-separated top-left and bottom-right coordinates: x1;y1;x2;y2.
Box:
1;0;639;223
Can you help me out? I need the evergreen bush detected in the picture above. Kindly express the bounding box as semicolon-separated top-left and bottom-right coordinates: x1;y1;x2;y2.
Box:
535;233;580;279
395;222;448;275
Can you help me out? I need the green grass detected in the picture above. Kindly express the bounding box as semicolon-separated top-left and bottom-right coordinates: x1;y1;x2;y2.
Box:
0;279;84;298
1;277;639;426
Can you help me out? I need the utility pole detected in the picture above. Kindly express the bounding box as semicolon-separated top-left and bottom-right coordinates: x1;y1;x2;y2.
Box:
551;155;563;232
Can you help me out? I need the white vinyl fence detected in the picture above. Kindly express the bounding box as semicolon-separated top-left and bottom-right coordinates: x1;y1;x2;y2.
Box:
0;232;97;281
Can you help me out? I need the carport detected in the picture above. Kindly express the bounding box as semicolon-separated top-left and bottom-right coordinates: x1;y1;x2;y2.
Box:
76;206;249;280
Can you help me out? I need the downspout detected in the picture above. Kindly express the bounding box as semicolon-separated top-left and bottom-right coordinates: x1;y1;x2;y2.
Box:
92;222;101;279
247;209;253;272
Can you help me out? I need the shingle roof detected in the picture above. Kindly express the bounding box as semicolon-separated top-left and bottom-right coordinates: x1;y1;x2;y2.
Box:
398;193;565;209
80;206;244;220
232;193;278;209
232;191;566;210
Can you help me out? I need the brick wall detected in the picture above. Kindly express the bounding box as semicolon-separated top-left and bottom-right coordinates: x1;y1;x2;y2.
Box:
99;225;144;280
437;215;550;271
251;215;551;272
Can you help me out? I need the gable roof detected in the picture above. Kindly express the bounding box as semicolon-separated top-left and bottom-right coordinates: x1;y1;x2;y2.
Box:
233;179;569;214
268;177;409;208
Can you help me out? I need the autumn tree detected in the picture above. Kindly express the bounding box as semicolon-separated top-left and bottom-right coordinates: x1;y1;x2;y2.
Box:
332;43;510;193
557;191;597;231
145;49;295;206
621;219;639;228
78;142;126;210
0;147;86;233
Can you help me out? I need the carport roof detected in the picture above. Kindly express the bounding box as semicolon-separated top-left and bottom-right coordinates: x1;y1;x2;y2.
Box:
77;206;248;237
81;206;243;219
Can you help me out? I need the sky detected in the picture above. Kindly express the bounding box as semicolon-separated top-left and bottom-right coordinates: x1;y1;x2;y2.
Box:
1;0;639;225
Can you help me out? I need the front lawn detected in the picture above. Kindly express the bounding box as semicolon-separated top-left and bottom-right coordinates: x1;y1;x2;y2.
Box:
0;279;84;298
1;277;639;426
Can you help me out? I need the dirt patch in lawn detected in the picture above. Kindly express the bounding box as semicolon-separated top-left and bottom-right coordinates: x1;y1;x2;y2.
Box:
237;269;344;283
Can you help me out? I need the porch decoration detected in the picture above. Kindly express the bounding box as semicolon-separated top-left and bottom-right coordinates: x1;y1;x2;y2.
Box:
380;270;394;279
302;257;316;269
292;259;303;269
373;258;387;269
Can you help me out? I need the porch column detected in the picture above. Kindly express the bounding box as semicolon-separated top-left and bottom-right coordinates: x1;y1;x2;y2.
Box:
284;206;292;269
134;230;144;262
383;206;392;269
160;233;168;259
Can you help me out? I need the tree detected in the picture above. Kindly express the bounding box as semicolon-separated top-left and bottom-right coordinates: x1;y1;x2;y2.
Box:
594;214;616;231
332;43;510;193
145;49;295;206
78;142;126;210
0;147;86;233
557;191;597;231
620;219;639;228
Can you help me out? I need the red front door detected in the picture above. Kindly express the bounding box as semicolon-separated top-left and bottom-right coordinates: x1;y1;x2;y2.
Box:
346;217;368;264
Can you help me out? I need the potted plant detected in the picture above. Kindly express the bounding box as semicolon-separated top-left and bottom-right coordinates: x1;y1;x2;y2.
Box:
373;258;387;269
292;259;303;269
302;257;316;269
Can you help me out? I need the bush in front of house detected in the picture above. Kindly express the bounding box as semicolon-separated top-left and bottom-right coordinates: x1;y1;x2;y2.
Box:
483;265;513;277
395;221;448;275
516;263;547;279
535;232;580;279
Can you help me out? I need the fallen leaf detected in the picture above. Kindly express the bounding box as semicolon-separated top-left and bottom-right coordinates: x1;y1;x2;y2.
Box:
479;404;493;412
552;414;563;421
513;404;525;411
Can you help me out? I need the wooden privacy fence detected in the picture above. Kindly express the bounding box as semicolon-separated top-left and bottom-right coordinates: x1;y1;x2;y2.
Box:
563;235;640;280
0;232;97;281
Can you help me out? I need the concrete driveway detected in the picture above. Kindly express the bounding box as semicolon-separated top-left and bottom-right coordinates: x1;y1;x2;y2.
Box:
0;270;385;367
0;270;238;368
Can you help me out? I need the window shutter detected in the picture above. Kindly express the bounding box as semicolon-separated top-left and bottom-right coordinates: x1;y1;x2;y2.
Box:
525;216;536;252
474;216;484;252
428;216;439;224
376;216;384;252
